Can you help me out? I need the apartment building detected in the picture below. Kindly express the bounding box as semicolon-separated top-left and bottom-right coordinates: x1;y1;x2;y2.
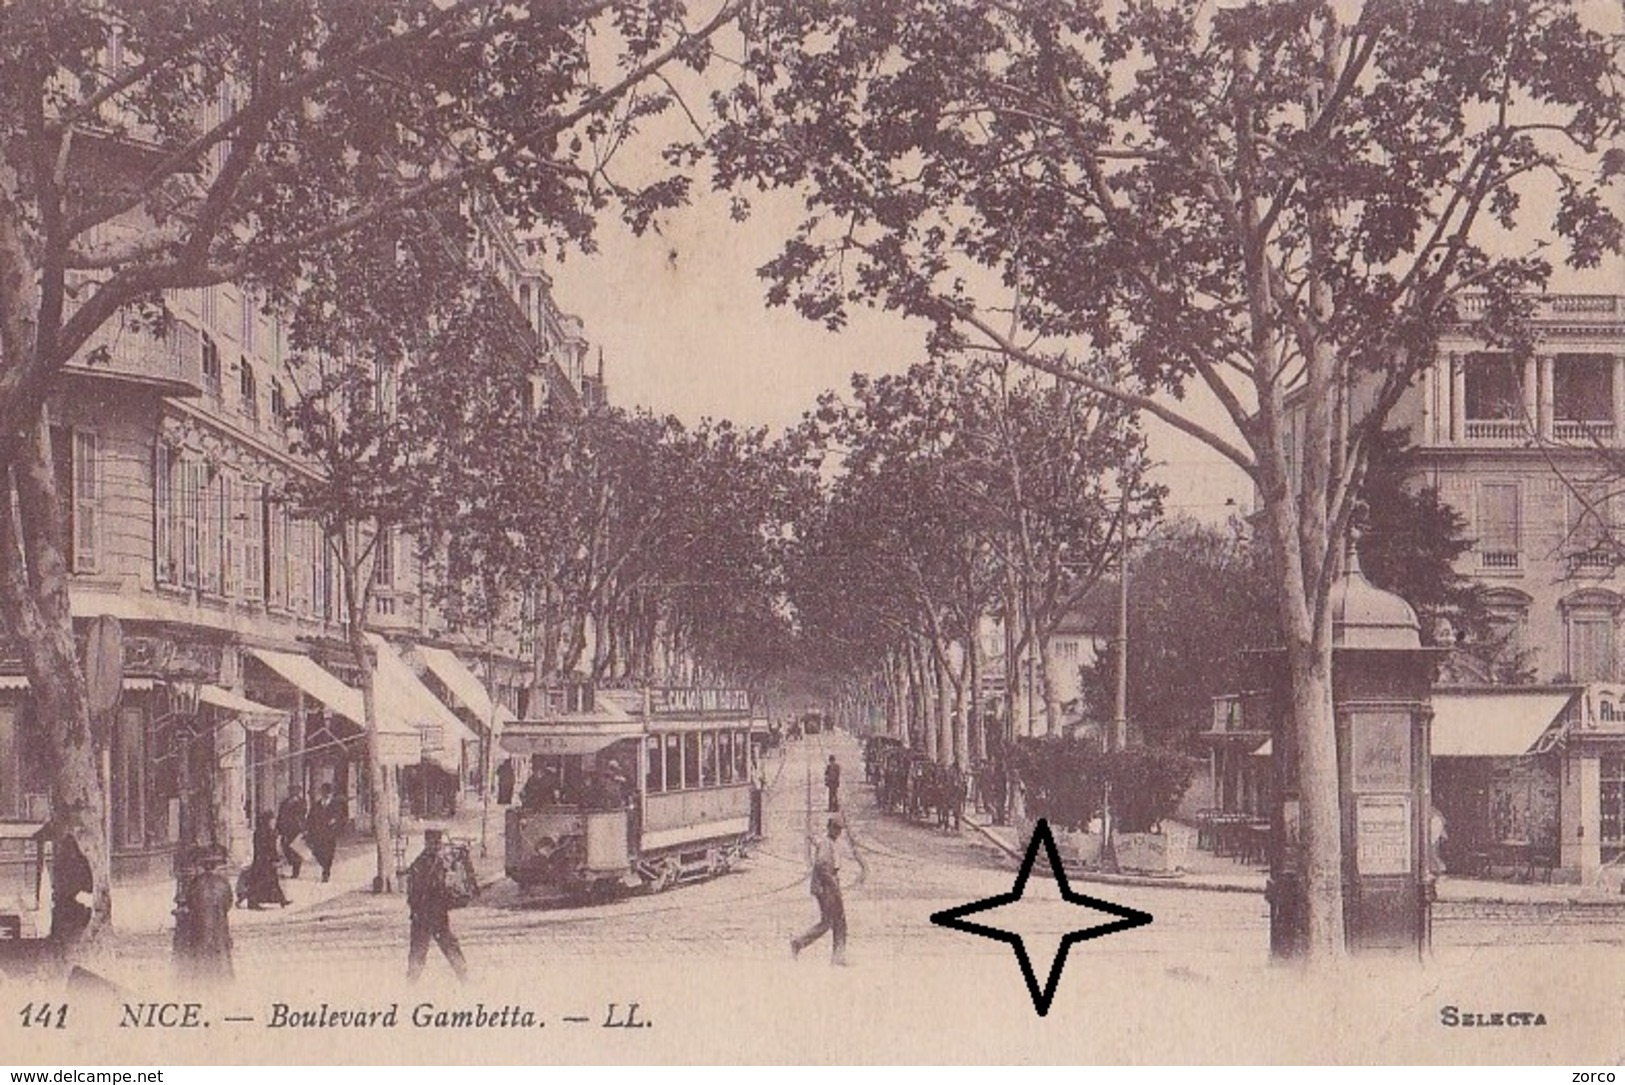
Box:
0;186;603;880
1260;293;1625;882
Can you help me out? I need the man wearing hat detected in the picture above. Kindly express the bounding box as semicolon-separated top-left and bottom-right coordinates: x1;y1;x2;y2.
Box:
406;827;469;982
176;845;234;984
791;815;868;965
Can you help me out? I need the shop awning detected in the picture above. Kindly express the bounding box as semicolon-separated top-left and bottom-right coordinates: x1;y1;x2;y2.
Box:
500;720;647;756
198;684;287;733
247;648;365;726
0;675;156;691
368;635;478;772
247;648;422;766
413;645;514;733
1431;691;1575;757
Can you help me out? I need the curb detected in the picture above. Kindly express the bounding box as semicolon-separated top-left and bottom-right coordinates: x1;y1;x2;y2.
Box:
966;818;1625;906
964;817;1265;896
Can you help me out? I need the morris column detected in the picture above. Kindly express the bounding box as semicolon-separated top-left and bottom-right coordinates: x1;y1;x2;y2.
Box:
1264;543;1445;960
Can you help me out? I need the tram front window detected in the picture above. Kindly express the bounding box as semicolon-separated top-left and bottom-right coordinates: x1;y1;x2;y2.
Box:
734;730;749;779
719;732;734;784
646;736;663;793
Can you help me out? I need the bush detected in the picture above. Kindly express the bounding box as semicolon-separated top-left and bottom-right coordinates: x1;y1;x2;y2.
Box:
1010;738;1195;834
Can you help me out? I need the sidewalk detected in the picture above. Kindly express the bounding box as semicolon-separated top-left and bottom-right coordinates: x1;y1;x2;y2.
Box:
110;803;508;938
965;812;1625;906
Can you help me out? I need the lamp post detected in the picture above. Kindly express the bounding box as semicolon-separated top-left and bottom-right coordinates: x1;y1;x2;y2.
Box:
164;671;203;961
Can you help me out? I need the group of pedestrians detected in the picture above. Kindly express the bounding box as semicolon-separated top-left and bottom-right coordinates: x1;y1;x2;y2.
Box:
231;783;346;909
167;783;477;986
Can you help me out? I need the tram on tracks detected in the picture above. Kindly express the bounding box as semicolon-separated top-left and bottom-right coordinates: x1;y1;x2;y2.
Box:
501;686;766;897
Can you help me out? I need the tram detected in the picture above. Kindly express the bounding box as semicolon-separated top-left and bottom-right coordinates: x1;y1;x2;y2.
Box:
501;686;765;896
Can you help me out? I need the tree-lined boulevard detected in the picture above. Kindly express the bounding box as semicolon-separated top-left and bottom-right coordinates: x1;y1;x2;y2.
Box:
1;0;1622;986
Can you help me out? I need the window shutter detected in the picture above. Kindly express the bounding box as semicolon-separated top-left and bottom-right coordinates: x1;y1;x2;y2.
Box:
73;432;99;573
154;445;171;583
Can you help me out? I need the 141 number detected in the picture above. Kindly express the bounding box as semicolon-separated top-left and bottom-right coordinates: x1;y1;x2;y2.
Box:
18;1002;69;1029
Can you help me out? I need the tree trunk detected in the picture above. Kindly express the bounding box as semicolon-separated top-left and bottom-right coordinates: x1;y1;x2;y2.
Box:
1037;638;1060;736
1265;493;1347;965
0;424;112;947
338;530;395;894
931;649;949;764
967;628;985;763
1286;628;1345;963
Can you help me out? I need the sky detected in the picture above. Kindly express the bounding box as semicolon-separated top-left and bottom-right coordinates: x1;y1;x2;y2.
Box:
542;0;1624;526
545;193;1259;523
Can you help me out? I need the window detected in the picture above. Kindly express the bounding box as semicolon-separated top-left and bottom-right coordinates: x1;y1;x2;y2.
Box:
240;290;256;352
1476;482;1521;570
201;333;221;399
719;731;734;784
1464;352;1524;421
1565;598;1619;682
270;379;286;427
111;706;146;848
374;527;395;588
266;502;289;608
154;445;172;584
71;431;100;573
199;468;222;594
683;733;701;791
1568;493;1616;571
1554;354;1613;424
219;471;238;596
734;730;748;780
1602;756;1624;848
240;359;258;423
199;286;218;331
645;736;663;794
701;731;718;787
288;519;308;614
664;735;682;791
323;526;339;617
175;458;202;589
241;482;263;601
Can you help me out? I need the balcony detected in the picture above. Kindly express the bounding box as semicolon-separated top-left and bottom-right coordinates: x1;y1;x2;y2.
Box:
1479;550;1522;572
1458;294;1621;319
1463;419;1529;442
1553;420;1616;443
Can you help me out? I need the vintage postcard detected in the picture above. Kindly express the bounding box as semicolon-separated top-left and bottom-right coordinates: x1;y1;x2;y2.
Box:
1;0;1623;1067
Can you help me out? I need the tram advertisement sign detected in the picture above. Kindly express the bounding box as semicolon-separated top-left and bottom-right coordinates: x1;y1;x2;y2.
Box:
648;688;752;716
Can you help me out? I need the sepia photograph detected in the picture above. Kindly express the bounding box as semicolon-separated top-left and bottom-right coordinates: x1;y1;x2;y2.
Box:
0;0;1622;1067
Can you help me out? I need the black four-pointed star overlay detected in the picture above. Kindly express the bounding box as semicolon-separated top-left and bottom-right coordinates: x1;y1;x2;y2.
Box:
930;818;1154;1017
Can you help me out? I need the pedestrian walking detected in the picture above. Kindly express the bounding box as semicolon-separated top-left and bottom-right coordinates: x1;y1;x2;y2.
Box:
304;782;345;883
239;810;290;909
176;845;234;984
406;828;471;982
276;788;307;878
824;755;841;813
790;815;867;965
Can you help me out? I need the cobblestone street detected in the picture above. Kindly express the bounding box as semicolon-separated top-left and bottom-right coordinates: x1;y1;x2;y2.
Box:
0;732;1604;1063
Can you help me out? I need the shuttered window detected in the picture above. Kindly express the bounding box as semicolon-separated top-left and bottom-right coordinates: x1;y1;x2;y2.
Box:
71;431;100;573
1476;482;1521;569
154;445;171;584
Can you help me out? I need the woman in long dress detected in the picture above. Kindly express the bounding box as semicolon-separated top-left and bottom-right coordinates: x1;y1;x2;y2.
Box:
240;810;290;909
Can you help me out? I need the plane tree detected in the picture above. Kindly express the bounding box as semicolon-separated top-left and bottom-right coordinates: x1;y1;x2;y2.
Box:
706;0;1623;962
0;0;743;941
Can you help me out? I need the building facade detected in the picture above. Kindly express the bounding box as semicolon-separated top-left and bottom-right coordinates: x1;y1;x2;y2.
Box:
1269;293;1625;883
0;206;604;888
